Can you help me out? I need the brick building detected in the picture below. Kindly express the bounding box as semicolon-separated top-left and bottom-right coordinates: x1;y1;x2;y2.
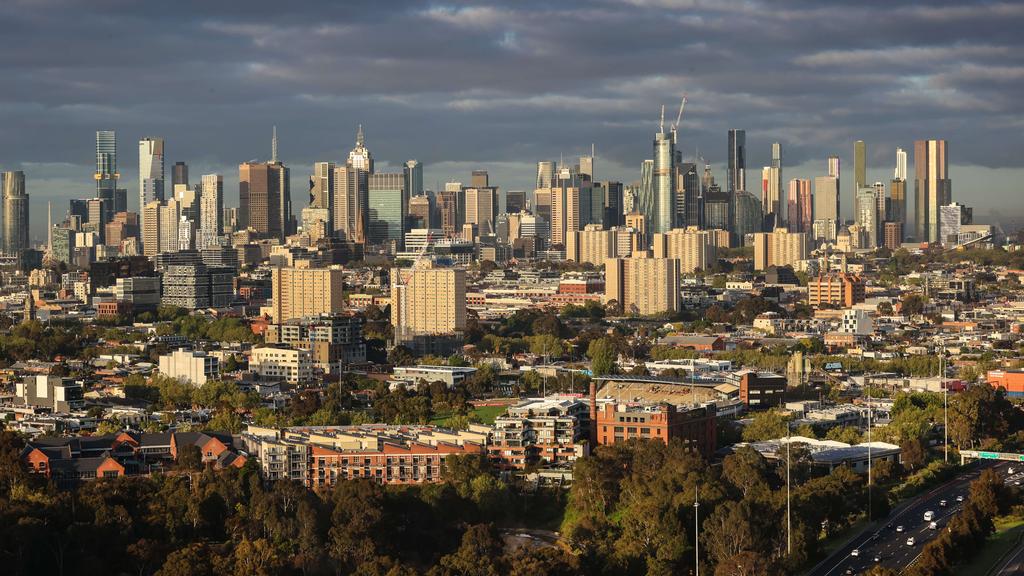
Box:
808;273;866;308
594;401;717;458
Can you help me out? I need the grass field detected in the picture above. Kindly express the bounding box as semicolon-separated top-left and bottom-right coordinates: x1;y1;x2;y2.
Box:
955;515;1024;576
430;403;509;426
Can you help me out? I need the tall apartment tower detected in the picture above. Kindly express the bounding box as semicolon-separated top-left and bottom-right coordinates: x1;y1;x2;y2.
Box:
727;129;746;194
199;174;223;249
139;137;165;209
390;263;467;338
269;264;346;322
853;140;866;209
914;139;950;244
890;147;908;226
605;253;680;315
2;171;29;255
652;117;676;235
96;130;118;196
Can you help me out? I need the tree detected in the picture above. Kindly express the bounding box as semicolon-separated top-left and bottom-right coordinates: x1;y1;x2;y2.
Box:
824;425;863;445
430;524;504;576
528;334;565;358
177;444;203;471
388;345;416;367
741;410;791;442
586;338;616;376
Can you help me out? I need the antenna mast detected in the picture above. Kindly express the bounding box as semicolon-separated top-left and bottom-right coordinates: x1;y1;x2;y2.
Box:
271;126;278;163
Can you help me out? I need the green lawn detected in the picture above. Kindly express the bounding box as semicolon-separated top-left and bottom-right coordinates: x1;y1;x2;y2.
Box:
954;515;1024;576
430;404;509;426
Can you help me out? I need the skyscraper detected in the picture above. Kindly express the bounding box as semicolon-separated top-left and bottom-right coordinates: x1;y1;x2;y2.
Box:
854;140;866;206
677;164;700;228
827;155;841;219
239;161;289;242
172;162;189;188
333;127;373;243
786;178;811;233
914;139;951;244
95;130;121;221
727;129;746;194
636;159;655;235
536;161;556;189
890;147;908;226
465;187;496;235
199;174;223;249
813;175;839;243
2;171;29;255
139;137;165;209
404;160;423;198
367;172;407;249
855;187;881;248
652;125;676;235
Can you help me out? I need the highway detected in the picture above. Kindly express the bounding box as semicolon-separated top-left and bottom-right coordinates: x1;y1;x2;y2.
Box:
807;460;1012;576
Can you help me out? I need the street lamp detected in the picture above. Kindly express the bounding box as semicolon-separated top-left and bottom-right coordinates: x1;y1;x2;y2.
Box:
694;488;700;576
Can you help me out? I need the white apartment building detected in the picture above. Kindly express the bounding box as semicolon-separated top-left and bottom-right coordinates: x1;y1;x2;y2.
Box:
158;348;220;386
250;345;314;383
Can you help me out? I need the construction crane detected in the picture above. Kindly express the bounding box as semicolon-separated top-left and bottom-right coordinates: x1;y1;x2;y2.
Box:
671;95;687;144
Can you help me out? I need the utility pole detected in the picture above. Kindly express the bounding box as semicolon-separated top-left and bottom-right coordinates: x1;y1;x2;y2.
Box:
942;346;948;463
867;382;872;522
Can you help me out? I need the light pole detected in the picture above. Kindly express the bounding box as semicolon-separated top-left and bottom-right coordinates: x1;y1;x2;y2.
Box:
867;382;872;522
942;347;948;463
694;488;700;576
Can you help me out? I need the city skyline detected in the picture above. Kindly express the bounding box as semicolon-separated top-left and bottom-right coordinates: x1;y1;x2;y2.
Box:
0;1;1022;238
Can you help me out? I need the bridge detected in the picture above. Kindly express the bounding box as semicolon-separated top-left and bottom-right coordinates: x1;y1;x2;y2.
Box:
960;449;1024;465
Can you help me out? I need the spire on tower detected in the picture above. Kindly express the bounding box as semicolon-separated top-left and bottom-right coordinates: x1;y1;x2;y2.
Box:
356;124;365;147
271;125;278;163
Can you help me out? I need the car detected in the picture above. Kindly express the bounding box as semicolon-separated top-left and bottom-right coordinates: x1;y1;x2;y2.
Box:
1015;481;1021;486
845;569;855;576
956;495;964;502
924;510;934;522
851;549;860;557
896;525;904;532
930;521;938;529
906;537;916;546
1010;467;1015;474
939;499;948;507
874;555;882;562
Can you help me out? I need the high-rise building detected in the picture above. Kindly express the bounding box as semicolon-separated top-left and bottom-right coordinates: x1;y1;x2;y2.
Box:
536;161;556;190
652;126;676;235
651;227;717;273
674;163;699;228
853;140;866;199
95;130;119;201
578;154;594;181
471;170;489;189
605;253;680;315
437;190;459;238
703;189;731;234
367;172;407;249
548;165;592;246
827;155;841;219
268;263;346;322
727;129;746;194
505;190;527;214
761;142;783;227
141;200;161;257
239;149;291;243
939;202;970;247
408;195;432;229
914;139;951;244
333;127;373;243
855;187;881;248
2;171;29;255
464;187;496;235
636;159;655;234
199;174;223;249
139;137;165;210
158;197;180;254
883;221;903;251
391;262;467;338
786;179;812;233
813;175;839;222
733;191;762;245
172;161;189;188
890;147;908;225
404;160;423;198
752;228;808;271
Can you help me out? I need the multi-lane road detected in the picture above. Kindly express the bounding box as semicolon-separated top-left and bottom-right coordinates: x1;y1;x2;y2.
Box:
807;460;1013;576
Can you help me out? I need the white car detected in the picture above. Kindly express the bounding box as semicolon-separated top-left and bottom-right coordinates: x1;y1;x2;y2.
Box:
1010;467;1015;474
896;525;905;532
924;511;934;522
851;549;860;557
939;499;948;507
906;537;916;546
956;495;964;502
930;521;938;529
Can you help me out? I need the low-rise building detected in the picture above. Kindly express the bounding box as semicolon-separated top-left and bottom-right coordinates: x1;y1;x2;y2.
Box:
726;370;787;409
265;314;367;373
594;401;716;457
391;365;477;388
158;348;220;386
15;375;84;413
250;345;314;383
488;396;589;470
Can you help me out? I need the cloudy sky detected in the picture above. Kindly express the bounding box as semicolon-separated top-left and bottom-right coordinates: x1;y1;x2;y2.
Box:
2;0;1023;242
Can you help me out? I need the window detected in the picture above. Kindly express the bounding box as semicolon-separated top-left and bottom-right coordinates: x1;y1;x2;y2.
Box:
614;426;624;433
640;428;651;435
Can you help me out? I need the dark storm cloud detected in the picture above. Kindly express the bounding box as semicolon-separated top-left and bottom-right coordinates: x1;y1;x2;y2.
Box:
0;0;1022;236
